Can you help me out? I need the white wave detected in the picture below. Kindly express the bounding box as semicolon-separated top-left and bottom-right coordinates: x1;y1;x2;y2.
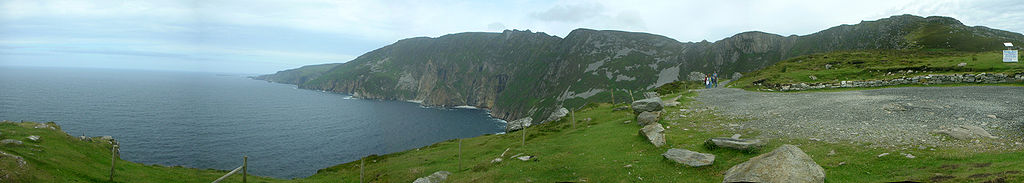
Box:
453;105;478;109
406;100;424;104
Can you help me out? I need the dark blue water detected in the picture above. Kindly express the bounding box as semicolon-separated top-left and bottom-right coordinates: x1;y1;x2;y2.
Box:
0;66;505;179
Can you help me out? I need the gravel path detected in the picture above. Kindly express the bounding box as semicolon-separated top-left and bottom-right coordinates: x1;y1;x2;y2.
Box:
694;86;1024;150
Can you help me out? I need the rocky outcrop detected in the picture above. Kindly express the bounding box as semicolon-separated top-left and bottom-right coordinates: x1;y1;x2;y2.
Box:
506;117;532;132
662;148;715;167
639;123;666;147
26;136;40;142
771;73;1024;91
705;137;765;151
1;139;23;146
636;111;660;126
932;125;995;140
545;107;569;123
723;144;825;183
413;171;451;183
631;98;664;115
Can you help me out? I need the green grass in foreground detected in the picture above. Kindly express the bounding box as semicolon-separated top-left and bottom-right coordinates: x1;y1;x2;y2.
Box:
732;50;1024;90
3;91;1024;182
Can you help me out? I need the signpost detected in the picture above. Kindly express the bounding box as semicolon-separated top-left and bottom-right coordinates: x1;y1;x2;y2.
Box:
1006;43;1019;63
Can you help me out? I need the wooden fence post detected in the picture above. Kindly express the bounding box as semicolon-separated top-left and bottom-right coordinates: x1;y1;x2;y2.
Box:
458;138;463;171
360;158;365;183
571;110;575;128
521;126;526;146
628;90;635;102
243;156;247;183
611;89;615;104
110;145;117;182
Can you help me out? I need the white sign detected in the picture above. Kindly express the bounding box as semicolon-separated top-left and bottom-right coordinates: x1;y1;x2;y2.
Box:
1005;50;1019;62
1005;42;1014;47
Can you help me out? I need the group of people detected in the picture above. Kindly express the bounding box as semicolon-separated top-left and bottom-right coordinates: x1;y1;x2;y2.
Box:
703;72;719;88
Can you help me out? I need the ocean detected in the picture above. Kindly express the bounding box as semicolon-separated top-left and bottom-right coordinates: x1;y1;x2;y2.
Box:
0;66;506;179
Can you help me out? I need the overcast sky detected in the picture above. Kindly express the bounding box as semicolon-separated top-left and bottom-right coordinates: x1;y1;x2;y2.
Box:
1;0;1022;74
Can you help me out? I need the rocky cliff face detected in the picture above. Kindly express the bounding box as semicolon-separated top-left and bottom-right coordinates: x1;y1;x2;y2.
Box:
257;14;1024;122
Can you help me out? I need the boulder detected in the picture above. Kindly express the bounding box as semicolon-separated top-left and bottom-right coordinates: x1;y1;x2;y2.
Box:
705;137;765;151
100;136;114;141
26;135;40;142
662;148;715;167
639;124;666;147
546;108;569;122
723;144;825;183
932;125;995;140
688;72;707;81
732;72;743;80
631;97;664;114
412;171;451;183
1;139;23;146
506;117;532;132
636;111;661;126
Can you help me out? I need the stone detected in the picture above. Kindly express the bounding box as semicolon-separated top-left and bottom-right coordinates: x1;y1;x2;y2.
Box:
827;150;836;156
705;137;766;151
613;106;630;111
412;171;451;183
732;72;743;80
932;125;995;140
505;117;532;132
1;139;23;146
636;111;660;126
662;148;715;167
491;158;502;163
723;144;825;183
100;136;114;141
662;95;682;107
33;123;54;130
631;97;664;114
546;107;569;122
877;153;889;157
639;124;666;147
688;71;707;81
809;75;818;80
957;62;967;67
26;135;40;142
517;156;532;161
987;114;998;119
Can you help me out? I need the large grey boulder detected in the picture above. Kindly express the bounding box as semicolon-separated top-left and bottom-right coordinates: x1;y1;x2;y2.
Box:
412;171;451;183
506;117;532;132
723;144;825;183
26;135;40;142
932;125;995;140
545;107;569;122
705;137;765;151
639;124;666;147
663;148;715;167
636;111;660;126
631;97;664;114
1;139;23;146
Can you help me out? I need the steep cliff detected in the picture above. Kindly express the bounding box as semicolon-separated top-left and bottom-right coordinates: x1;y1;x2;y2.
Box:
257;14;1024;121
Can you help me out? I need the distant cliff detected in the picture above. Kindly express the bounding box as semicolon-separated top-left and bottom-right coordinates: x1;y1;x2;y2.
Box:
257;14;1024;122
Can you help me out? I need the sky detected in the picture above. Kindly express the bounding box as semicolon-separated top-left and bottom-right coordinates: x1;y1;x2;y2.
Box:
1;0;1023;74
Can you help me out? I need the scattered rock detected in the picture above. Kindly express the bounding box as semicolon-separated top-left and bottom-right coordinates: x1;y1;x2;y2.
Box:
100;136;114;141
639;124;666;147
662;148;715;167
491;158;502;163
731;134;741;139
517;156;533;161
33;123;55;130
957;62;967;67
546;107;569;122
662;95;682;107
827;150;836;156
623;164;633;168
0;150;26;168
412;171;451;183
723;144;825;183
613;106;630;111
877;153;889;157
903;153;916;159
932;125;995;140
705;137;765;151
986;114;998;119
506;117;532;132
26;135;40;142
631;97;664;114
78;136;92;142
636;111;660;126
824;64;833;69
1;139;23;146
809;75;818;80
732;72;743;80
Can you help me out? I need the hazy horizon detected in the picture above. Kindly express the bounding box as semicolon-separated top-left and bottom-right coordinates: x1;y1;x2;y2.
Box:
2;0;1022;74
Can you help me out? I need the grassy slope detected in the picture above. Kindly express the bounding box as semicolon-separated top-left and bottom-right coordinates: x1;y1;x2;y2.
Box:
0;122;281;183
731;50;1024;90
4;91;1023;182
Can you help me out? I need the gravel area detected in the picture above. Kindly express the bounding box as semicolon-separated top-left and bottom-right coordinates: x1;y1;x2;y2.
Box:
694;86;1024;150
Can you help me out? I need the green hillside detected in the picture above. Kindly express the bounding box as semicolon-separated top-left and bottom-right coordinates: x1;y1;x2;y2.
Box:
256;14;1024;122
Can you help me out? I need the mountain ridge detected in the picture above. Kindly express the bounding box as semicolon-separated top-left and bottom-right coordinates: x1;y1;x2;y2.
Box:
256;14;1024;122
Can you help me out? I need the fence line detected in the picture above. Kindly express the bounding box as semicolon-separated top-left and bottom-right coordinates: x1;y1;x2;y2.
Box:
212;156;247;183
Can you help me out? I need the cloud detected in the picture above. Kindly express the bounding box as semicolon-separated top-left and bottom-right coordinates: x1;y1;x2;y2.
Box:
529;3;605;23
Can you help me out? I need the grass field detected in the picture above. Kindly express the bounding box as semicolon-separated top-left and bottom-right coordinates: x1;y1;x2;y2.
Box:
4;90;1022;182
731;50;1024;90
